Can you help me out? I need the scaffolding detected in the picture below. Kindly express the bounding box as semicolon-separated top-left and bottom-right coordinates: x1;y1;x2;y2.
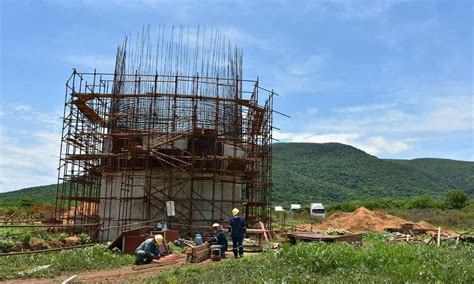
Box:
54;27;275;240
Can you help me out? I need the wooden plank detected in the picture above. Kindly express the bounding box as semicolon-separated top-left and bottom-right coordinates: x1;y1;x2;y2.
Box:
189;243;210;263
191;249;210;263
192;243;210;255
259;221;270;242
72;99;106;126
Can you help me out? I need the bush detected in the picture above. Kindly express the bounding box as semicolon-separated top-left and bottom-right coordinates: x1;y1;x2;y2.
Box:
78;233;91;244
445;190;469;209
407;196;442;209
0;239;16;253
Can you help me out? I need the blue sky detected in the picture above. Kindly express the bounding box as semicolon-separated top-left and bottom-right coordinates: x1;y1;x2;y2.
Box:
0;0;472;192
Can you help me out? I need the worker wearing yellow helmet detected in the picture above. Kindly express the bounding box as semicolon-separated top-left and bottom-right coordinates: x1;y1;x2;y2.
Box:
134;234;163;265
228;208;246;258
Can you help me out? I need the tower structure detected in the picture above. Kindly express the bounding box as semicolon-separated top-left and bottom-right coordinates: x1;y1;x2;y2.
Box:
55;27;275;240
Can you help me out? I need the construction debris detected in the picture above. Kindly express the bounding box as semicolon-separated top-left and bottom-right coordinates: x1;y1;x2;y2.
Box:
288;232;363;245
186;243;211;263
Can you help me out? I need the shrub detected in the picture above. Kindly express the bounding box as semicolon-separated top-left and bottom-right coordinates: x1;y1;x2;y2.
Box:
445;190;469;209
19;234;32;248
78;233;91;244
407;196;441;209
0;239;16;253
19;198;36;208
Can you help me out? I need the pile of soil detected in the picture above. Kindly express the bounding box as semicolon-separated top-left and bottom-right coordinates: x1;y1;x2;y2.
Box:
296;207;442;233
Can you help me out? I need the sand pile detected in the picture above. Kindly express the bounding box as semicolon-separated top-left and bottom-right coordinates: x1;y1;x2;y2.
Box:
296;207;442;233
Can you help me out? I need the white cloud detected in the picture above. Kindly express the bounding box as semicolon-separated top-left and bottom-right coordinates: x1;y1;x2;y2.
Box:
13;104;32;112
274;130;361;144
0;104;62;192
218;26;280;52
273;54;331;94
274;130;415;155
361;136;413;154
334;103;391;114
315;95;473;134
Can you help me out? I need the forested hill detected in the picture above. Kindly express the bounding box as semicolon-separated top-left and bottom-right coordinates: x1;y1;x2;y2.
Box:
1;143;473;205
0;184;57;205
272;143;474;203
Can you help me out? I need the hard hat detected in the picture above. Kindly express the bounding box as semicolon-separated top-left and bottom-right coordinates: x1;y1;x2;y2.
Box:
232;208;239;216
154;234;164;245
212;223;220;228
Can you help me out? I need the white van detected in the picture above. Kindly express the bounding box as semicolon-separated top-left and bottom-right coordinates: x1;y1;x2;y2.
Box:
310;203;325;218
290;204;302;213
274;206;285;212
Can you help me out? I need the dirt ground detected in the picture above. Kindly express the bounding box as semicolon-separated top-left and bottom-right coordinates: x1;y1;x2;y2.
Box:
295;207;454;234
3;251;244;283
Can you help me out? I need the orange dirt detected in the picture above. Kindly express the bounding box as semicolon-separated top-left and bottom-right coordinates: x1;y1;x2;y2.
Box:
296;207;448;233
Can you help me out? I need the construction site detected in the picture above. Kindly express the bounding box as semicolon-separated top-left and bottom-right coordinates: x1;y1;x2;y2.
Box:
0;23;471;283
54;27;275;241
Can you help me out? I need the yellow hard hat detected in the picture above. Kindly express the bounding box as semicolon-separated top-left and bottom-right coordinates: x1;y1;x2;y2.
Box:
154;234;164;245
232;208;239;216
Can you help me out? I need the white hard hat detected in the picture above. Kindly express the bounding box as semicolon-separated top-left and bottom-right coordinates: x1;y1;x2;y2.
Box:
212;223;220;228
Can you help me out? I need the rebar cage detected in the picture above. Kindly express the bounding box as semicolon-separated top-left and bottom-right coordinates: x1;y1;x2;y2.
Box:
55;70;274;240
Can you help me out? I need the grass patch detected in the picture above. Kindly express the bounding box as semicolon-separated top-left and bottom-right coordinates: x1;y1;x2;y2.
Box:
386;203;474;232
149;239;473;283
0;244;134;280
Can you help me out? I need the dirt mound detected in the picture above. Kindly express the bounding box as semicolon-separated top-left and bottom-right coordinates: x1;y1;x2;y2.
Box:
296;207;446;233
310;207;407;232
414;220;437;231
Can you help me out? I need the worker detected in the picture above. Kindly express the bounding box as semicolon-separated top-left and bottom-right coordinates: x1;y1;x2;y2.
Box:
208;223;228;257
228;208;246;258
134;234;163;265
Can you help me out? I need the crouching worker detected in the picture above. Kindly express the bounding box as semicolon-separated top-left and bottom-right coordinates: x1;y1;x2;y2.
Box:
229;208;246;258
135;234;163;265
208;223;228;257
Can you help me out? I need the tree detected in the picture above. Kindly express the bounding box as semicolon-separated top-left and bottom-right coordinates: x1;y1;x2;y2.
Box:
444;190;469;209
19;198;36;208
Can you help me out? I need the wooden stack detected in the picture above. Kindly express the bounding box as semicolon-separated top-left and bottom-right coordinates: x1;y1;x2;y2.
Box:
187;243;211;263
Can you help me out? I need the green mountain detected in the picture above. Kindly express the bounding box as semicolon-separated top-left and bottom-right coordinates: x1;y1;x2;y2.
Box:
0;184;57;205
273;143;474;203
1;143;473;205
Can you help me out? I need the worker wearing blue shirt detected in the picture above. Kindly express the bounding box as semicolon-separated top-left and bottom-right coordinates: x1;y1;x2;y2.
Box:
135;234;163;265
228;208;246;258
